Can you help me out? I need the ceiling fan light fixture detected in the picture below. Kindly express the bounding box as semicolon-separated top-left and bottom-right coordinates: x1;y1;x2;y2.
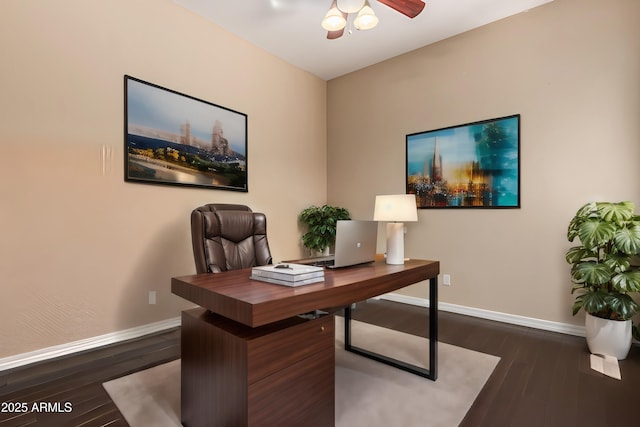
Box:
336;0;366;13
354;2;379;30
322;1;347;31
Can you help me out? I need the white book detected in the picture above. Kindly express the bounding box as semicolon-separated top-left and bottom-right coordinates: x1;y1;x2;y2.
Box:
251;263;324;282
250;274;325;287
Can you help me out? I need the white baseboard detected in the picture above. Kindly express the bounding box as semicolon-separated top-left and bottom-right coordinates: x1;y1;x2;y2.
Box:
376;293;587;337
0;316;181;372
1;294;622;372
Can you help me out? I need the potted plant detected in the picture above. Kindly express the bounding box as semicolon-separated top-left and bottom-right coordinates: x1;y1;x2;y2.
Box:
566;201;640;359
299;205;351;255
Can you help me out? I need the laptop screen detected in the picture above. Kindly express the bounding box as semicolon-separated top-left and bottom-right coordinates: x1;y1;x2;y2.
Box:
329;220;378;268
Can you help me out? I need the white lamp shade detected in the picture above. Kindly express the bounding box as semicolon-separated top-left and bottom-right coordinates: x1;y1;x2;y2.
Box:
373;194;418;222
354;3;378;30
322;2;346;31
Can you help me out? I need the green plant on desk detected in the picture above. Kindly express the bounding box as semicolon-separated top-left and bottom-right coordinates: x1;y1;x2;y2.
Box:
299;204;350;255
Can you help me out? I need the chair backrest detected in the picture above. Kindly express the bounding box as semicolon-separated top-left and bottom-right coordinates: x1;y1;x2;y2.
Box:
190;204;272;274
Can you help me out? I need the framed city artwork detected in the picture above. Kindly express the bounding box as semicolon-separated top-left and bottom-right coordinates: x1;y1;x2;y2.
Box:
406;114;520;209
124;75;248;191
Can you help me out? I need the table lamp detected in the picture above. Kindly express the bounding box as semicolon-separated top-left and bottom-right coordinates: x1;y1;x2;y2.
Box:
373;194;418;264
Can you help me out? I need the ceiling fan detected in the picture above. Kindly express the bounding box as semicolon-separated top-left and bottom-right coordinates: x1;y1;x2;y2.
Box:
321;0;426;40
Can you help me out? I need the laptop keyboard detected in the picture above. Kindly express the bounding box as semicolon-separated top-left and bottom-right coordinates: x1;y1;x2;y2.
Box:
294;256;335;267
310;259;335;267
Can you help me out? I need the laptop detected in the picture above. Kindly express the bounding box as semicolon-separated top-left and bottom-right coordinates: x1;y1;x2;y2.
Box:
305;220;378;269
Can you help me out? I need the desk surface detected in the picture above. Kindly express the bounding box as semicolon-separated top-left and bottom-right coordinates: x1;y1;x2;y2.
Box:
172;258;439;328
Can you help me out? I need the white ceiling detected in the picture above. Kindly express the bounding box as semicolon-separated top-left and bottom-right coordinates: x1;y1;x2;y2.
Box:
174;0;553;81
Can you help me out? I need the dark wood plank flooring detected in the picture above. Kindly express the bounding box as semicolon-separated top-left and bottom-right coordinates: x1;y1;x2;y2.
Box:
350;299;640;427
0;300;637;426
0;328;180;426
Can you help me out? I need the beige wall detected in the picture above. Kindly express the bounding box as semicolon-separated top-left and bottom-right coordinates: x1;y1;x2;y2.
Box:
327;0;640;326
2;0;639;361
0;0;327;358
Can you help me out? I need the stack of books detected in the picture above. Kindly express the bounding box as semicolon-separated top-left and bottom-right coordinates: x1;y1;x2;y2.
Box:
250;263;324;287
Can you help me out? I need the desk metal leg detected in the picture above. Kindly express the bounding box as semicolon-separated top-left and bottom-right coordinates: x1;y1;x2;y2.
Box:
344;276;438;381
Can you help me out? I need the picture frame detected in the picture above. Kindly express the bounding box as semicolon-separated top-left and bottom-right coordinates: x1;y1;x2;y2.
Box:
406;114;520;209
124;75;248;192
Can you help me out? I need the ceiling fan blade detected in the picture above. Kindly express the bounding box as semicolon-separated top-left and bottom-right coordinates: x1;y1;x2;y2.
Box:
327;28;345;39
376;0;426;18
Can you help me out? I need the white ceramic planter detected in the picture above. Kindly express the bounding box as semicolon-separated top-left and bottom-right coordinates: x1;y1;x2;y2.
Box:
585;312;632;360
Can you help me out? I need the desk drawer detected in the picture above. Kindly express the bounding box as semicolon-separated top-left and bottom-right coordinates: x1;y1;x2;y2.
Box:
247;314;334;384
248;348;335;427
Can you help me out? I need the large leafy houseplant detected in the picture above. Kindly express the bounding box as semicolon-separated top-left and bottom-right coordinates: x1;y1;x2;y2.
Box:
299;205;351;254
566;201;640;340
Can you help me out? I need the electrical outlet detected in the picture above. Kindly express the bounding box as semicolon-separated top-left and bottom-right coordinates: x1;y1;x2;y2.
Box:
442;274;451;286
148;291;157;305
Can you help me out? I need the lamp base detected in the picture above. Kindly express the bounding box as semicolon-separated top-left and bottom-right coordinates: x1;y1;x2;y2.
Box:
385;222;405;264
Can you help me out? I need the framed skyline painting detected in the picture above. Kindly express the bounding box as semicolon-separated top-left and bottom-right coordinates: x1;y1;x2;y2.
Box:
124;75;248;192
406;114;520;209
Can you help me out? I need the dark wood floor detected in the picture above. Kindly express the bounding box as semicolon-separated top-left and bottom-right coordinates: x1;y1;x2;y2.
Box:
0;299;638;426
352;300;640;427
0;328;180;426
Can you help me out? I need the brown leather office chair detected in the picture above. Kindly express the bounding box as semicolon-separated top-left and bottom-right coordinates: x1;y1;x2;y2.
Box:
191;203;272;274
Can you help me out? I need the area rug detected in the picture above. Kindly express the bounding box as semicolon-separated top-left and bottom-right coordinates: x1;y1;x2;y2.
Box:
104;317;499;427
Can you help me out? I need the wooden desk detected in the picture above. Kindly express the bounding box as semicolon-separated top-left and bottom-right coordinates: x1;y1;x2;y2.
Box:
172;258;439;427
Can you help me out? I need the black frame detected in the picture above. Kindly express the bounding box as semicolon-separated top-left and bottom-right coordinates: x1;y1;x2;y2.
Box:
406;114;520;209
344;275;438;381
124;75;248;192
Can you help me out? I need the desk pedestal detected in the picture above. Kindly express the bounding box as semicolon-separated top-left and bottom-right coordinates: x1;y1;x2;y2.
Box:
181;308;335;427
